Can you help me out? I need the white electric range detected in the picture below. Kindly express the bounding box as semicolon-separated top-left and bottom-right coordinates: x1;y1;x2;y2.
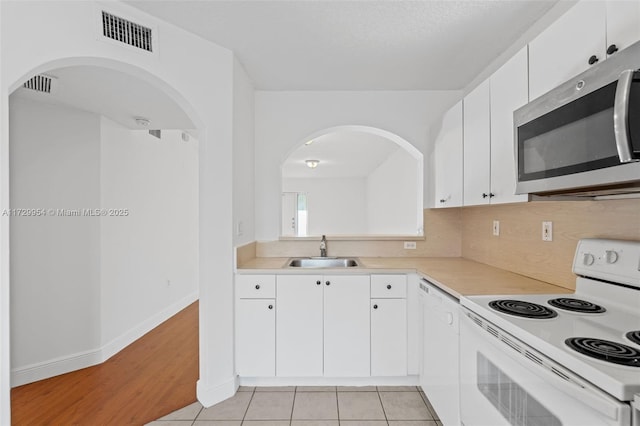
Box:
459;239;640;426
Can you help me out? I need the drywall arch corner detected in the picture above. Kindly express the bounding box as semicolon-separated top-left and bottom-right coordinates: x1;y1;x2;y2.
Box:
1;2;236;423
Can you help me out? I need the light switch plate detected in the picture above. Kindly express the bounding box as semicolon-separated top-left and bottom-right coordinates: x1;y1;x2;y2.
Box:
493;220;500;236
404;241;417;249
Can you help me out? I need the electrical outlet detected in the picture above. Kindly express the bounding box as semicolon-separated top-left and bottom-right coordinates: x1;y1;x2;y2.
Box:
404;241;417;250
236;221;244;237
493;220;500;236
542;221;553;241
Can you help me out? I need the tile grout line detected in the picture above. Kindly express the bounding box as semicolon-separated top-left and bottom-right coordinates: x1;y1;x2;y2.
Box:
188;400;204;425
241;387;256;424
289;386;297;426
376;387;390;426
335;387;340;424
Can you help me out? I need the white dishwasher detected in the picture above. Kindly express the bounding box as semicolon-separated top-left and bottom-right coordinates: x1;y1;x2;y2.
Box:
419;278;460;426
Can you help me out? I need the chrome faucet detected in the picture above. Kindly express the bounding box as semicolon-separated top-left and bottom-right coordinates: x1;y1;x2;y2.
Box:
319;235;327;257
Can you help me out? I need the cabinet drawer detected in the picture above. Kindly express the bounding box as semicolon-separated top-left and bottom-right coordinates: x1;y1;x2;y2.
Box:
371;274;406;298
236;274;276;298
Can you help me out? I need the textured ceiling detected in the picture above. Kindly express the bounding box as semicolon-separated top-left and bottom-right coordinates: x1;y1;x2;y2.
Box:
128;0;558;90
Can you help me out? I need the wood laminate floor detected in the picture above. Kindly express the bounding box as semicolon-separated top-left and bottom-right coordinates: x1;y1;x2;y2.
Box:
10;301;199;426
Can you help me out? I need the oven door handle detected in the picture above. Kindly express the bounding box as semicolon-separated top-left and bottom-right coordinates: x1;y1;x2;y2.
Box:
614;69;638;163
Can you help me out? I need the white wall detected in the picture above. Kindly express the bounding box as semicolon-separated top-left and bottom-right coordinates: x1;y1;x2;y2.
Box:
8;100;199;387
366;148;420;235
1;1;237;418
9;98;102;382
232;59;255;247
100;119;199;352
254;91;461;241
282;177;367;236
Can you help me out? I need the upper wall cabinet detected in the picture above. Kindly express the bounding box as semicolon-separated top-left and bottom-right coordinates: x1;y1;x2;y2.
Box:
529;1;606;101
463;80;491;206
489;47;529;205
434;101;463;208
606;1;640;55
529;0;640;101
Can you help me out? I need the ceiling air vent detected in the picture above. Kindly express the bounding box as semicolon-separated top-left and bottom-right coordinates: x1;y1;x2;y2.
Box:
101;11;153;52
23;75;55;94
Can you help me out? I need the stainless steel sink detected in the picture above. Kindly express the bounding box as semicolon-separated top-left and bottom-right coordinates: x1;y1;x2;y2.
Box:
287;257;359;268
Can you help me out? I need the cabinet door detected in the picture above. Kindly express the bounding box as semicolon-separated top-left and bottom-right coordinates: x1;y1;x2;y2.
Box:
606;0;640;55
371;298;407;377
324;275;370;377
434;101;463;208
489;47;529;205
529;1;606;100
276;275;323;376
463;79;491;206
236;299;275;377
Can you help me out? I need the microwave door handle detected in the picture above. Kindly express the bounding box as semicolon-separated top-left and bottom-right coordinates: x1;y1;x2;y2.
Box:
613;69;637;163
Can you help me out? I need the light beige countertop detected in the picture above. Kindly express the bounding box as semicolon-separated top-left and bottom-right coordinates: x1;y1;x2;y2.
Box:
237;256;572;299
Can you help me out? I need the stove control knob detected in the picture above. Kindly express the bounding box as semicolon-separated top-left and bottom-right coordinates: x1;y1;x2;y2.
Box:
605;250;619;264
583;253;595;266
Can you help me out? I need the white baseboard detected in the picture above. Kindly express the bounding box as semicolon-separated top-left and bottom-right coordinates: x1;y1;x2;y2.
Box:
238;375;420;387
196;376;238;408
11;292;198;387
101;292;198;361
11;349;103;387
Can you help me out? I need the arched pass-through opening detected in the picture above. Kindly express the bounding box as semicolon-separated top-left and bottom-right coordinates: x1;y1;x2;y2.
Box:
5;57;204;422
281;125;424;237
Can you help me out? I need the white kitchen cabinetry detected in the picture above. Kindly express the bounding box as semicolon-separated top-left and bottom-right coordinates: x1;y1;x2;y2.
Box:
606;1;640;56
489;47;529;205
529;1;606;101
420;279;460;426
235;275;276;377
276;275;324;376
372;298;407;376
276;274;370;377
371;274;407;377
463;79;491;206
434;101;463;208
324;275;371;376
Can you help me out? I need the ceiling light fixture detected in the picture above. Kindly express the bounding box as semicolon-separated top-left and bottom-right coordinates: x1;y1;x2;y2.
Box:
305;140;314;145
134;117;151;127
305;159;320;169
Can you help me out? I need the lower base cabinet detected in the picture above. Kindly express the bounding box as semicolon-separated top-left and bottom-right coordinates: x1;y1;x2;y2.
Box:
371;298;407;376
276;275;323;376
235;273;411;379
323;275;370;377
236;298;275;377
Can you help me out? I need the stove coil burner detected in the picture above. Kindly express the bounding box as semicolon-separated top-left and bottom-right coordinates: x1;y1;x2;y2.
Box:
565;337;640;367
488;300;558;319
626;331;640;346
547;298;606;313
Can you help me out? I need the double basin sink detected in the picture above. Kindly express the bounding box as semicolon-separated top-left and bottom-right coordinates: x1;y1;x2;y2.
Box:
287;257;359;268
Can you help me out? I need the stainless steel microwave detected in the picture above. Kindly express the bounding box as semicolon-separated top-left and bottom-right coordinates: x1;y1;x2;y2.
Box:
514;41;640;197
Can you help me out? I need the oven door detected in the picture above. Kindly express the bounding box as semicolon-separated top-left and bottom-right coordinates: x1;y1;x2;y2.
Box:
460;309;631;426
